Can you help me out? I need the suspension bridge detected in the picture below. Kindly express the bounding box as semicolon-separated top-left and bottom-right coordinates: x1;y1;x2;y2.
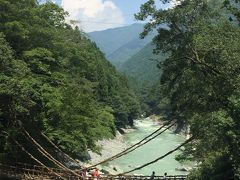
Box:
0;121;193;180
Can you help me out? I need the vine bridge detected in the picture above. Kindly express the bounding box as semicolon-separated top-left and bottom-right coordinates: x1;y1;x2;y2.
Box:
1;122;192;180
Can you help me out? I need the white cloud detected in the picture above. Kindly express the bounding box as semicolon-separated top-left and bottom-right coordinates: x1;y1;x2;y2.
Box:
61;0;125;32
170;0;182;7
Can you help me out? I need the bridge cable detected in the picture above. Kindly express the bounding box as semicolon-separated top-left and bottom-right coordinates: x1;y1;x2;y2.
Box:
22;128;69;170
15;120;175;177
84;122;169;169
41;132;80;165
21;127;82;178
13;139;66;180
85;121;176;170
115;136;195;176
114;122;177;159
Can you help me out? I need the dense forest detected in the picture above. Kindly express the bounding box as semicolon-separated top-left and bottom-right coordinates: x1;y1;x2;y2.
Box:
0;0;140;165
136;0;240;179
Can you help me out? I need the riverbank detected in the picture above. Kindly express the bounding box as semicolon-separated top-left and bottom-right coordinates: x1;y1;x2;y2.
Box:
87;131;129;165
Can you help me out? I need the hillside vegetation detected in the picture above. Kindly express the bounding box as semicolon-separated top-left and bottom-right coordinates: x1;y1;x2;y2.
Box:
120;43;163;89
120;43;167;114
0;0;140;164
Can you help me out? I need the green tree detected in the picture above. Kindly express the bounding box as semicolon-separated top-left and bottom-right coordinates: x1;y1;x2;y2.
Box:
136;0;240;179
0;0;140;165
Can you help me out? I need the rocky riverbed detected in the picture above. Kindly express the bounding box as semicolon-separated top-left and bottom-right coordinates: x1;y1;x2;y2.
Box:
87;131;130;165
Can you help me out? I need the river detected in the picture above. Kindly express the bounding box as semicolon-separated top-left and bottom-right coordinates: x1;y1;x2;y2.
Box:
100;118;191;176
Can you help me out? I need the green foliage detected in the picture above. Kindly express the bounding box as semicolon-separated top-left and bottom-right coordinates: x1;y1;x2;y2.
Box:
136;0;240;179
0;0;140;164
120;43;162;87
187;152;234;180
23;48;55;74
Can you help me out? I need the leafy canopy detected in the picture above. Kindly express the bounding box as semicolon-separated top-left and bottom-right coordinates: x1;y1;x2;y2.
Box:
136;0;240;179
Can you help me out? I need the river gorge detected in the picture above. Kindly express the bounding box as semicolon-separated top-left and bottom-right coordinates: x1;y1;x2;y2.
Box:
88;117;192;176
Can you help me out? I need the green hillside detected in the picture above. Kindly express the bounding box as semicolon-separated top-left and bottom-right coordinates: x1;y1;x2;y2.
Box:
107;32;155;67
120;43;166;90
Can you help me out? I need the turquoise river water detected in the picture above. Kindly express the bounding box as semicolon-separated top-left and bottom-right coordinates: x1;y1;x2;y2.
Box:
102;118;191;176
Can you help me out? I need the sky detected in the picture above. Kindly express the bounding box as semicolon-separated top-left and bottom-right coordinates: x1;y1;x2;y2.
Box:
45;0;175;32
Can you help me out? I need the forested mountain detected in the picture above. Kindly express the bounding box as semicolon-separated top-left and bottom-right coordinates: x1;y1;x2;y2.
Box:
120;43;167;115
107;33;155;67
88;23;155;68
120;43;162;89
136;0;240;179
0;0;140;165
89;24;165;115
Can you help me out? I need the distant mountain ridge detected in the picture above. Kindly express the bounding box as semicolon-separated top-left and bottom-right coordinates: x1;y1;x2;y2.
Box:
107;32;155;67
88;23;155;68
88;23;144;55
88;23;166;88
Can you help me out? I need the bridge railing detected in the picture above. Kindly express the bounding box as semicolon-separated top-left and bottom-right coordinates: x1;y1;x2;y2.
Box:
0;163;50;177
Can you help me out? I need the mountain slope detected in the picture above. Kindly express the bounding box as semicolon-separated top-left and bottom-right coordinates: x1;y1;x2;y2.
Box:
120;43;167;114
107;33;155;67
120;43;166;89
88;23;156;68
88;23;145;56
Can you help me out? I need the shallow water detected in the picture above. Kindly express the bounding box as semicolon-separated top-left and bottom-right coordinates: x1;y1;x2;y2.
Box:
102;118;191;176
